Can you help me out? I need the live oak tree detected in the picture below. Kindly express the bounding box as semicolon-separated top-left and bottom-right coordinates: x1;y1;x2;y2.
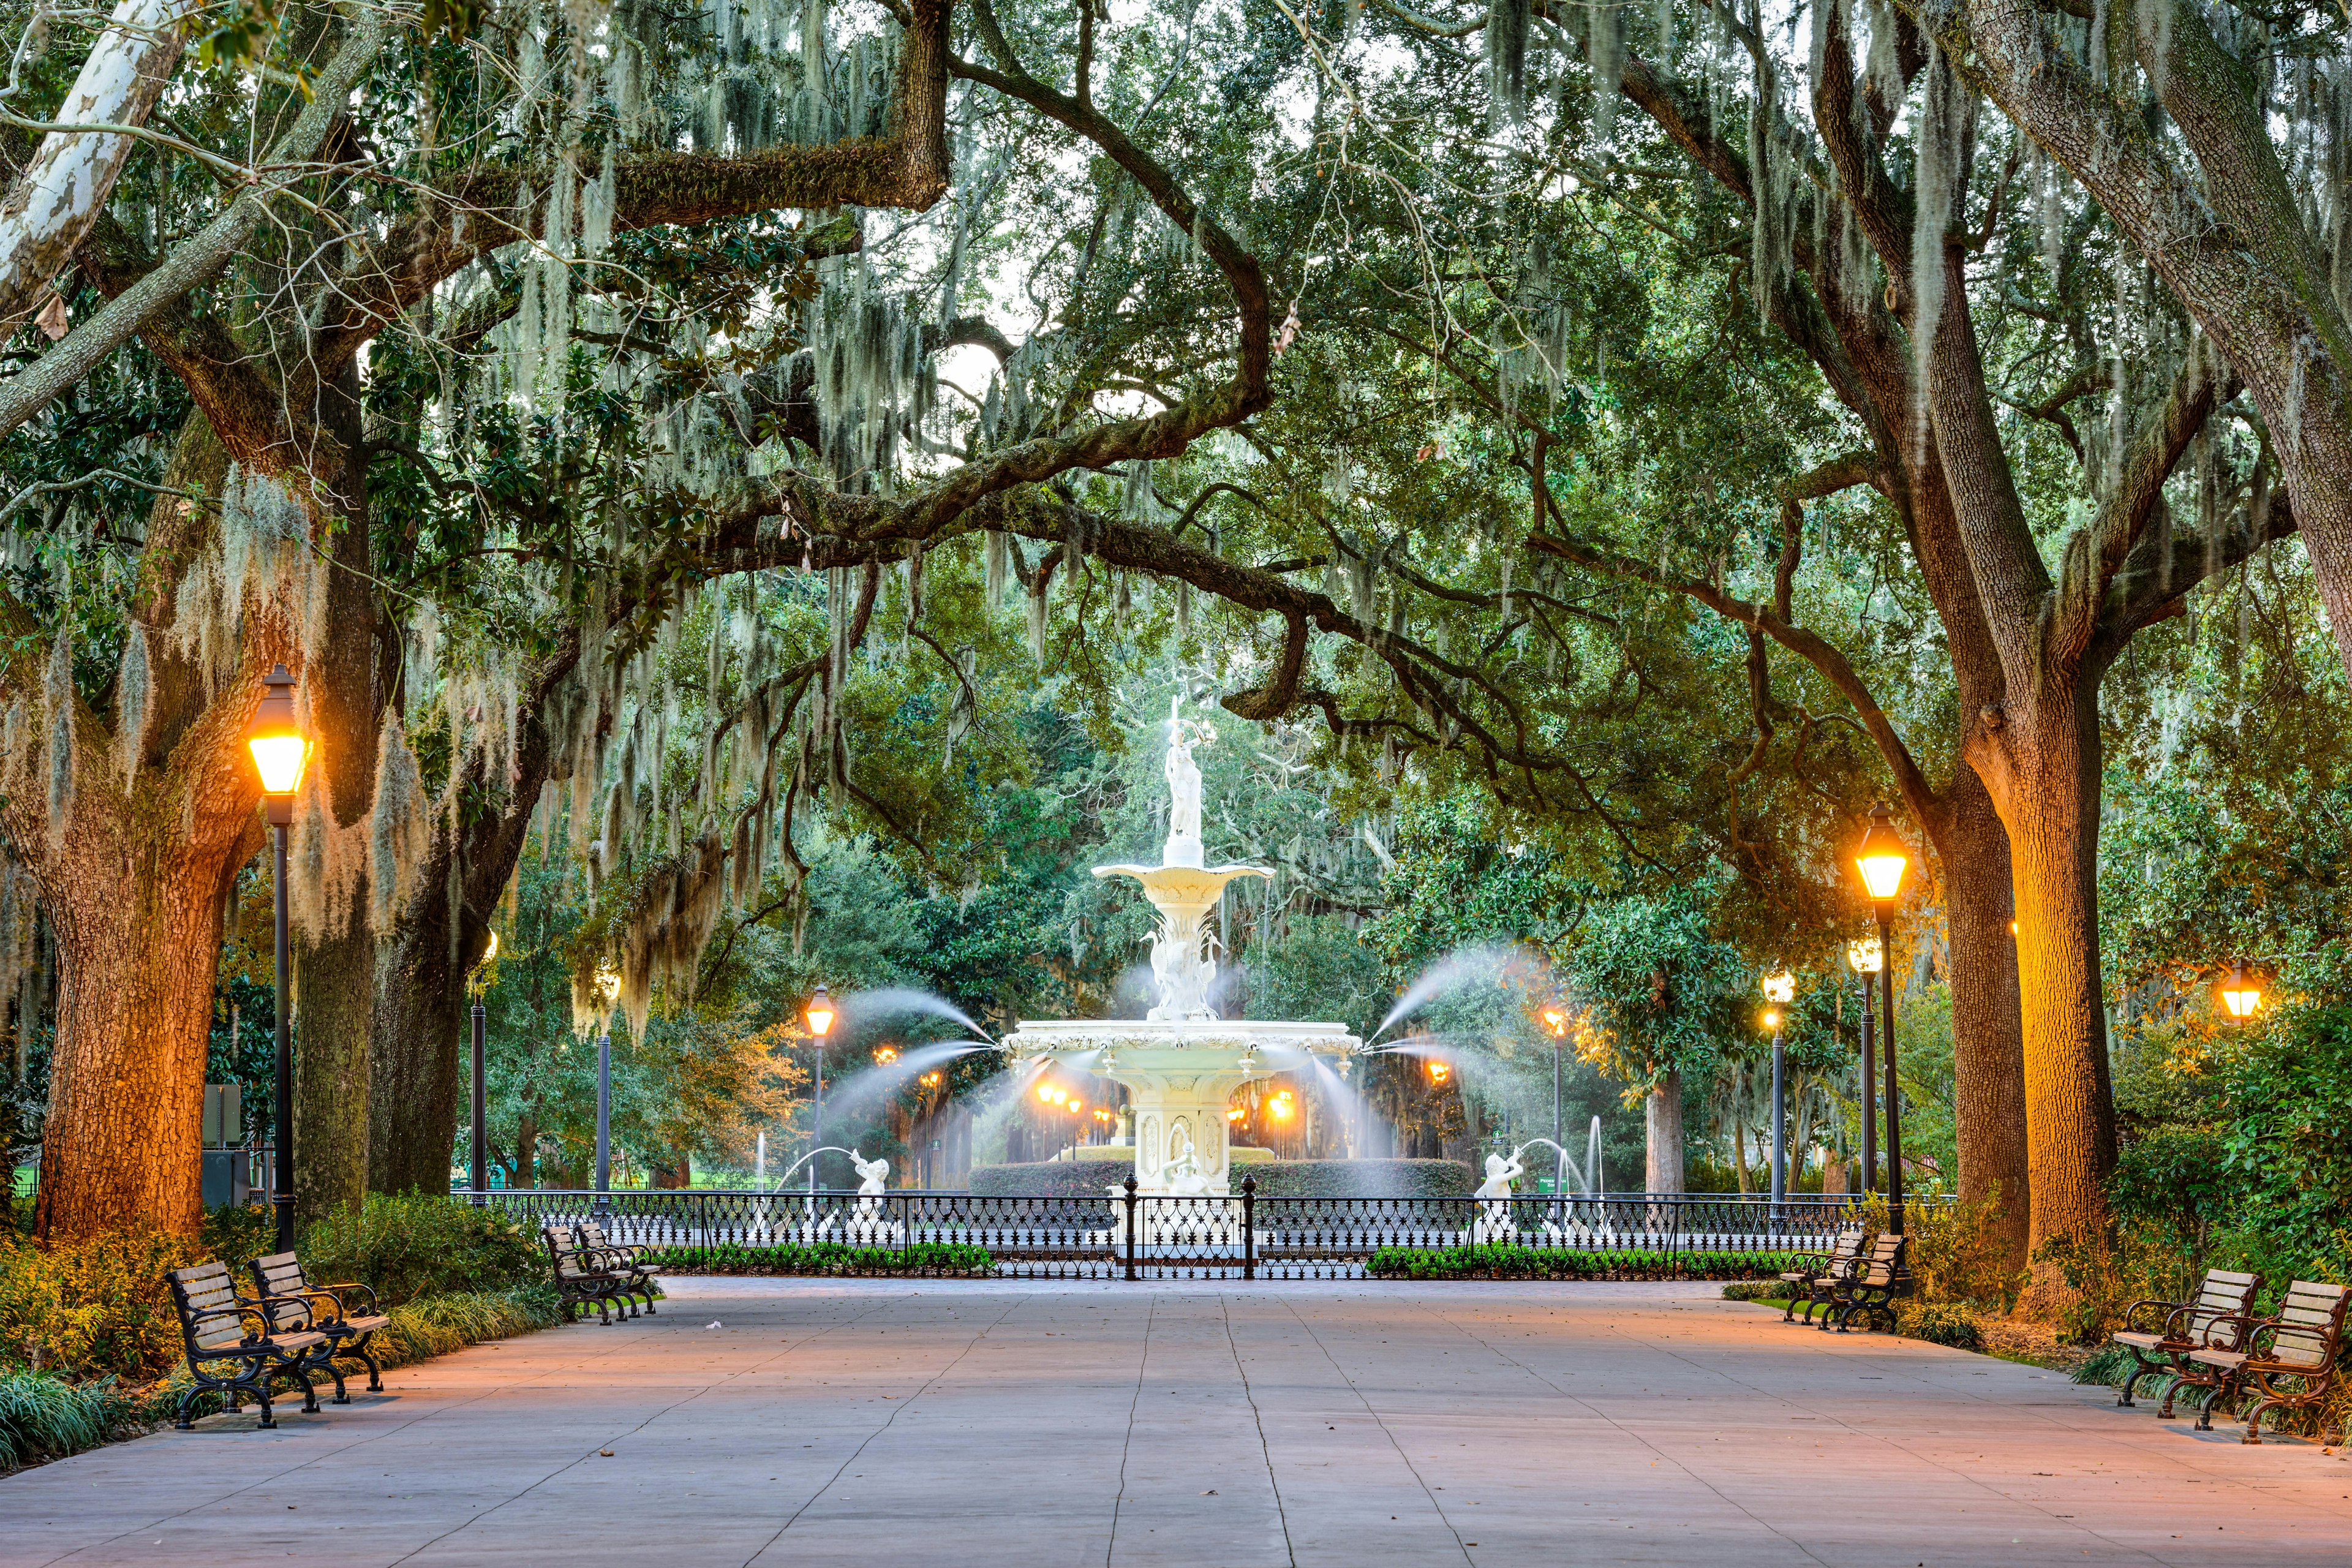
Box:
1;0;965;1237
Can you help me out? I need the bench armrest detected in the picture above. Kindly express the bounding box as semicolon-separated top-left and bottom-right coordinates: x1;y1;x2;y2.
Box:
241;1291;323;1330
316;1280;380;1317
2196;1310;2264;1350
2120;1297;2185;1338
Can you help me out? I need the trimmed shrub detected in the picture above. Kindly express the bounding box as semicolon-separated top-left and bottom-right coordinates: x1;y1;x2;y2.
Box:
1365;1246;1801;1281
968;1157;1476;1199
298;1193;549;1306
971;1160;1133;1198
1721;1280;1781;1301
645;1241;993;1275
1900;1301;1986;1351
1249;1159;1476;1199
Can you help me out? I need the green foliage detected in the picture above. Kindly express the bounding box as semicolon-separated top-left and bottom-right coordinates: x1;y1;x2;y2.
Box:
200;1204;275;1272
968;1158;1477;1199
1898;1302;1986;1352
970;1160;1134;1198
0;1368;135;1471
297;1194;549;1307
1719;1280;1781;1301
1365;1246;1800;1281
0;1226;205;1381
642;1242;992;1275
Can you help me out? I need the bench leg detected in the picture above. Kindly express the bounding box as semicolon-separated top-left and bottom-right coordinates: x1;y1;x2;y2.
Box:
254;1378;277;1430
175;1385;203;1430
353;1336;384;1393
2194;1378;2233;1432
2118;1352;2152;1408
2241;1397;2275;1445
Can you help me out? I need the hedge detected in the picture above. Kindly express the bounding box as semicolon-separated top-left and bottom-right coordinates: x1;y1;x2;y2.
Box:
968;1157;1475;1199
1365;1246;1802;1281
644;1241;995;1275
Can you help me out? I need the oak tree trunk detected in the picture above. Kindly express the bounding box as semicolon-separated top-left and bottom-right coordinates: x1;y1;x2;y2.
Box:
1645;1070;1684;1193
1939;767;2032;1265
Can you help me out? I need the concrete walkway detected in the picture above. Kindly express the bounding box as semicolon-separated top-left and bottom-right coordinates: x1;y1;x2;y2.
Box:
5;1278;2348;1567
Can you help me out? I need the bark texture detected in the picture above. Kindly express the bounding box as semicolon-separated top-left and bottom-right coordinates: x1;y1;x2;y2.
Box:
1645;1072;1684;1193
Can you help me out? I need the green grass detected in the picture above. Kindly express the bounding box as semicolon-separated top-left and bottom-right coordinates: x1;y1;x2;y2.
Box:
0;1370;137;1471
643;1241;995;1275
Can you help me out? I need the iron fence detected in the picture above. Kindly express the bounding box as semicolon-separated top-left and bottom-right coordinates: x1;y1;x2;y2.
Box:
480;1183;1931;1281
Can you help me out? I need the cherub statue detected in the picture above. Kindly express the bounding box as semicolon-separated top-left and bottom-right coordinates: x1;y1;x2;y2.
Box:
1471;1150;1525;1243
850;1150;890;1200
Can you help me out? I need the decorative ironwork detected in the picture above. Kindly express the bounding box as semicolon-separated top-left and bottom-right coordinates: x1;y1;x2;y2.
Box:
475;1188;1934;1281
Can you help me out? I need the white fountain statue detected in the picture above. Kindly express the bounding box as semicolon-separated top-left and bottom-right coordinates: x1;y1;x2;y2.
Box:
1002;694;1362;1199
1469;1150;1525;1243
845;1149;903;1243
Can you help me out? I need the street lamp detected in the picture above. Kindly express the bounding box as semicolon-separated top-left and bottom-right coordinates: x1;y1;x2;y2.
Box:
1760;970;1795;1212
246;663;307;1251
592;964;620;1215
1540;1005;1569;1194
804;986;833;1190
1852;804;1912;1235
467;929;499;1204
2217;963;2264;1022
1845;937;1883;1198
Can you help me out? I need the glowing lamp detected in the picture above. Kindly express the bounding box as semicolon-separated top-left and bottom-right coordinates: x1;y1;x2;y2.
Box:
1270;1091;1293;1121
2218;963;2263;1022
246;663;309;798
1540;1007;1568;1038
1426;1058;1451;1086
1845;938;1882;974
1760;1009;1781;1031
1853;804;1910;903
594;963;622;1007
1227;1106;1245;1123
921;1071;943;1087
1761;970;1795;1004
874;1046;899;1065
804;986;835;1038
1037;1084;1055;1103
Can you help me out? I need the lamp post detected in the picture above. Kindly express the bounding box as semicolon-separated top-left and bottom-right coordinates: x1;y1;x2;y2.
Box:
1853;805;1912;1235
467;930;497;1204
2217;962;2264;1024
1845;937;1883;1197
1760;970;1795;1210
245;663;308;1252
804;986;834;1194
592;965;620;1216
1541;1006;1568;1194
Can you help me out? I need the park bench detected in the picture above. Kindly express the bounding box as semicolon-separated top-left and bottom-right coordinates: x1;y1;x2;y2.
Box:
247;1251;392;1403
1779;1227;1866;1324
578;1221;662;1315
164;1261;324;1430
2184;1280;2351;1444
542;1224;631;1324
1819;1232;1907;1333
2105;1267;2262;1411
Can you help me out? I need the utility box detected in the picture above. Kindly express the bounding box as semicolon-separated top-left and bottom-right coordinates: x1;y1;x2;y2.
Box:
200;1085;251;1208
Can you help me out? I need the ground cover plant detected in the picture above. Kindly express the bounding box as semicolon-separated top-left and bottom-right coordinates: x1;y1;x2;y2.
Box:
1366;1246;1801;1281
644;1241;993;1276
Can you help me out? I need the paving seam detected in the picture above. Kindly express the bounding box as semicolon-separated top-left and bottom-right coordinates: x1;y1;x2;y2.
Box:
1218;1293;1298;1568
370;1288;920;1568
734;1289;1033;1567
1404;1296;1839;1565
1273;1293;1474;1566
1102;1293;1159;1568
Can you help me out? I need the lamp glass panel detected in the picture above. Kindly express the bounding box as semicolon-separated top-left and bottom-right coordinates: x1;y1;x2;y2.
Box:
1856;851;1908;900
248;734;307;794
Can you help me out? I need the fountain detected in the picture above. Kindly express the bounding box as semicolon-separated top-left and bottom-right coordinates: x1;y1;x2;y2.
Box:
1001;696;1362;1197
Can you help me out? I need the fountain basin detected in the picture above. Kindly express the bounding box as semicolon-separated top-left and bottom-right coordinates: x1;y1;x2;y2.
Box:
1006;1018;1360;1197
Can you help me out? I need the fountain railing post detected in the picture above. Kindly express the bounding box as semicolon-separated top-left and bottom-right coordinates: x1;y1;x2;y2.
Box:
1242;1174;1257;1280
1123;1174;1139;1280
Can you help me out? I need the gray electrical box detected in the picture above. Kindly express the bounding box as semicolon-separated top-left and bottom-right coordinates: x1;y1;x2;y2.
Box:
201;1084;241;1147
200;1085;250;1208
